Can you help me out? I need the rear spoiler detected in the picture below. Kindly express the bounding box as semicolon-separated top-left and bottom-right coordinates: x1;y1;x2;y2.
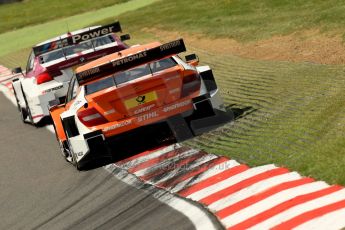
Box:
33;21;122;56
76;38;186;85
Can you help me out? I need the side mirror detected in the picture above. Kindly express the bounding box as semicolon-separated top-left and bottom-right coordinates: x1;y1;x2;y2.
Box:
12;67;25;78
185;54;199;66
12;67;23;74
120;34;131;42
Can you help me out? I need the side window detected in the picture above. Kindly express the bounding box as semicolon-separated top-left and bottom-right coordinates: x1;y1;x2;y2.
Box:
85;76;115;95
150;58;177;73
26;51;35;73
66;77;78;103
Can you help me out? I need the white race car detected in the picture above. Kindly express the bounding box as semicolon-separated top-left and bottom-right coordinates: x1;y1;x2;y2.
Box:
12;21;130;126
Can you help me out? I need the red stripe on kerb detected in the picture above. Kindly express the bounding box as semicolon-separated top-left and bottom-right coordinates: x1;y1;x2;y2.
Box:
228;185;343;230
128;149;183;173
201;167;290;205
0;75;14;83
6;82;13;89
217;178;315;219
0;70;11;76
140;151;205;181
178;164;249;197
157;156;229;188
271;193;345;230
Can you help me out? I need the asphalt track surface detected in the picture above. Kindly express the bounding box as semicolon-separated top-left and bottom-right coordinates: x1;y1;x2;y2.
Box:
0;93;196;230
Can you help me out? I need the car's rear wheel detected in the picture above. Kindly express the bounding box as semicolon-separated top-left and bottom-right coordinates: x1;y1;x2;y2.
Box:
71;151;81;171
21;87;34;125
64;138;81;170
20;108;28;123
59;140;71;160
50;120;68;160
13;87;28;122
13;86;21;112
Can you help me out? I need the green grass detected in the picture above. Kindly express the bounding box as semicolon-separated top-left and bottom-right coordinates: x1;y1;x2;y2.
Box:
0;0;129;34
0;0;158;58
1;0;345;185
96;0;345;42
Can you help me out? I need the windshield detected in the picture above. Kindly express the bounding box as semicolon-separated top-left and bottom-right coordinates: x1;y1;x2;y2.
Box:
39;35;116;64
85;58;177;95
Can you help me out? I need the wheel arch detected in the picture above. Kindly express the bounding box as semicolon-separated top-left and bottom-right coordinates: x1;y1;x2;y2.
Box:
50;106;67;142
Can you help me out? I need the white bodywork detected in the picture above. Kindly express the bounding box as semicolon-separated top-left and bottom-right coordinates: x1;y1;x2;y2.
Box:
12;26;120;125
13;71;72;124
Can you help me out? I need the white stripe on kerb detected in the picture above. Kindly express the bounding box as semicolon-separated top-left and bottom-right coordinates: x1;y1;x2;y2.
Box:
293;206;345;230
249;188;345;230
222;181;329;228
187;164;277;201
209;172;302;211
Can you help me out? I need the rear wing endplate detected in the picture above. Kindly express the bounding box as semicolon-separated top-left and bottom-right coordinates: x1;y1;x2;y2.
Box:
33;21;122;56
76;38;186;85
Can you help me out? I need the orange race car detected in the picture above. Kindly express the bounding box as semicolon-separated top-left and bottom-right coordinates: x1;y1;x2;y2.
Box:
49;38;232;170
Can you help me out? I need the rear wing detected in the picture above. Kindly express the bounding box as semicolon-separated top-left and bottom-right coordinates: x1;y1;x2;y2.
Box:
33;21;122;56
76;38;186;85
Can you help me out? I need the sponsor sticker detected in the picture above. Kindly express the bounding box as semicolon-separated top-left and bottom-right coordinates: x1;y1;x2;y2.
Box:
78;67;101;80
42;85;63;94
112;52;147;67
160;40;181;51
163;100;191;113
71;24;118;44
133;104;155;115
124;91;157;109
137;111;159;122
103;120;132;132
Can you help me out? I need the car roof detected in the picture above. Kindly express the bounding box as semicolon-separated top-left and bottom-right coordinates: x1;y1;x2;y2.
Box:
75;42;162;74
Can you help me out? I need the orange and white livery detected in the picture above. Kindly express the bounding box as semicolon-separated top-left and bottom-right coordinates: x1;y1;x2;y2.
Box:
50;39;231;170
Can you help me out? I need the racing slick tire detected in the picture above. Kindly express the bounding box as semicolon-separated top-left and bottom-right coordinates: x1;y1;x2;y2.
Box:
14;91;28;123
63;137;82;171
21;87;34;125
13;87;21;112
61;136;82;170
71;150;81;171
51;122;70;160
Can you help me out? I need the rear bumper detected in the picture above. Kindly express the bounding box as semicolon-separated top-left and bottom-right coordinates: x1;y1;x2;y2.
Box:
73;90;232;165
76;122;175;165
